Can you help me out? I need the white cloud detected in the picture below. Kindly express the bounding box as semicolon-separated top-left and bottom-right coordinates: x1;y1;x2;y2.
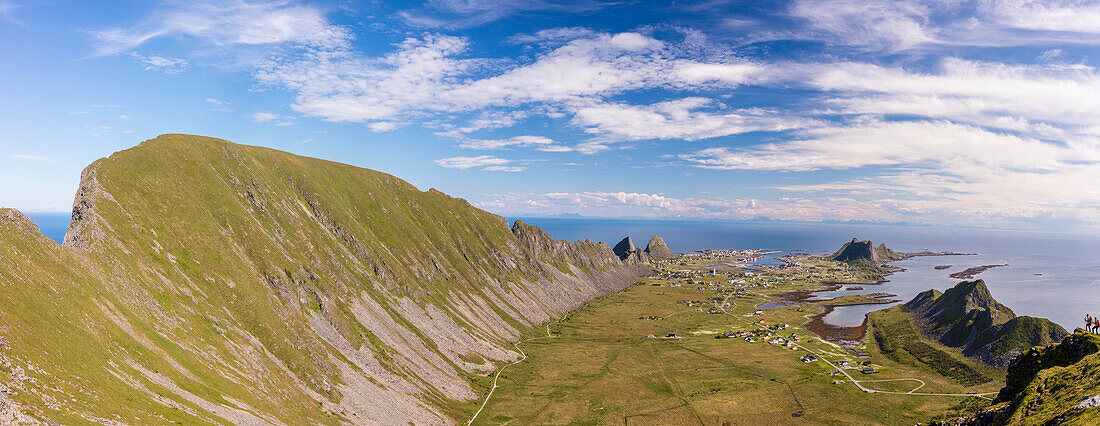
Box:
474;191;915;223
790;0;935;50
434;155;512;169
205;97;233;112
132;54;187;73
93;0;350;56
255;30;766;127
571;98;810;142
681;119;1100;222
805;59;1100;134
398;0;611;29
118;114;131;120
12;154;55;162
250;112;280;122
457;135;562;150
483;165;526;172
367;122;399;132
68;111;88;115
983;0;1100;34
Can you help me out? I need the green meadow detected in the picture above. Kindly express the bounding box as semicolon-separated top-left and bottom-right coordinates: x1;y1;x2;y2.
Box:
472;259;1002;425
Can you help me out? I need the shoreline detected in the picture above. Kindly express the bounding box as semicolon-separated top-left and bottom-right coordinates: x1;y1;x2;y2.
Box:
770;282;899;346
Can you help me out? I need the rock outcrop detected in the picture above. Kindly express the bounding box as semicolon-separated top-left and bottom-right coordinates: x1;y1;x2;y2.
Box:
644;236;676;259
612;236;650;264
903;280;1068;367
828;238;903;263
0;134;650;424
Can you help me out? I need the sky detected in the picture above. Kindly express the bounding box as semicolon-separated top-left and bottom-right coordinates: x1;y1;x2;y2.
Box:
1;0;1099;232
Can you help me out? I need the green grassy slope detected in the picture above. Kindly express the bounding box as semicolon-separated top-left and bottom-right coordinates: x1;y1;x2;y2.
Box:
902;280;1067;367
936;330;1100;425
0;134;645;424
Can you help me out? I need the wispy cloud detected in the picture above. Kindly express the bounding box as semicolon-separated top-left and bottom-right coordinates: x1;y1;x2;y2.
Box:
131;53;187;73
398;0;613;29
250;112;280;122
92;0;350;56
12;154;56;163
434;155;517;170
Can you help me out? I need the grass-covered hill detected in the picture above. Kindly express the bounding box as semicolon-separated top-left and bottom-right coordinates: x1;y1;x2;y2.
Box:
937;330;1100;425
903;280;1068;367
0;134;647;424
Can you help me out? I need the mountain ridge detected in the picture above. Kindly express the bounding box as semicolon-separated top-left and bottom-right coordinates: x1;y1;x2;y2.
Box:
0;134;649;424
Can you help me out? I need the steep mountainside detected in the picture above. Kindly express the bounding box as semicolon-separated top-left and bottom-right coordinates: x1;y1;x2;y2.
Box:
941;330;1100;425
903;280;1068;367
0;134;647;424
643;235;676;259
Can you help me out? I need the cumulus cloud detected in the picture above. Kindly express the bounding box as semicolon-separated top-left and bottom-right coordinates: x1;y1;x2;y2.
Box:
254;30;766;129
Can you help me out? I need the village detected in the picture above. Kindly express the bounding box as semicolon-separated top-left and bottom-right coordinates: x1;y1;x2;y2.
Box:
642;251;889;377
478;246;1006;423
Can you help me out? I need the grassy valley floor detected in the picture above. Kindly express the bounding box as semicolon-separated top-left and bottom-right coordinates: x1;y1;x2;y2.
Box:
470;255;1002;424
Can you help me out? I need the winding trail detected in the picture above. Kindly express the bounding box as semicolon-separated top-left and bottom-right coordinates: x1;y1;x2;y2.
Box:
467;322;555;425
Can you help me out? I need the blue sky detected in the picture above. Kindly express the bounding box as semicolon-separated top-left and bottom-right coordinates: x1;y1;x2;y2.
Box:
1;0;1099;231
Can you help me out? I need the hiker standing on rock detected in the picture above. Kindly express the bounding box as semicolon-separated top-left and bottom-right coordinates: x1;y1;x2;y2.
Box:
1089;314;1093;333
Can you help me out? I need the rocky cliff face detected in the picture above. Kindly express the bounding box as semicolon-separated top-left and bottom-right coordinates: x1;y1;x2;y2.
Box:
0;134;648;424
830;238;878;262
903;280;1068;367
611;236;651;264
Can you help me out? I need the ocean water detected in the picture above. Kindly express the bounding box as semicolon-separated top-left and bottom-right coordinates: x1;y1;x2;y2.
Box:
23;212;69;244
513;217;1100;332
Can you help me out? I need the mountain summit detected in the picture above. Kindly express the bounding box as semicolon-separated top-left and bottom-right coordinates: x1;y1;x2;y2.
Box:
644;236;676;259
904;280;1068;367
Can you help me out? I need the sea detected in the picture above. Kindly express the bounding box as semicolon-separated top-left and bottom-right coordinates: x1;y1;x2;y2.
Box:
23;212;1098;332
511;217;1100;333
